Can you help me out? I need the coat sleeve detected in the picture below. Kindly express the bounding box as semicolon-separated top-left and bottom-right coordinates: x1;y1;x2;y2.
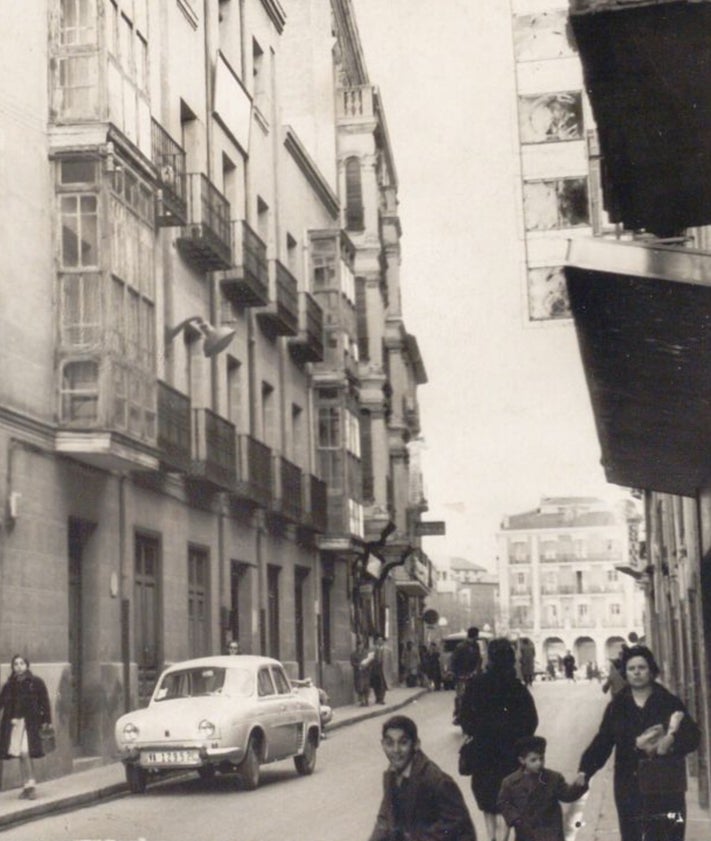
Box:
412;775;477;841
579;701;616;780
668;699;700;757
552;771;586;803
36;678;51;725
496;776;522;828
368;785;394;841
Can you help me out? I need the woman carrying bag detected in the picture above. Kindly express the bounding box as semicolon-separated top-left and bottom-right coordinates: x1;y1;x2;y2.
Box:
0;654;53;800
576;645;700;841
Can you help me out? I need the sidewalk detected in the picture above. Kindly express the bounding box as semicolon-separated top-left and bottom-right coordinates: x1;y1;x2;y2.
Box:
0;686;428;830
575;761;711;841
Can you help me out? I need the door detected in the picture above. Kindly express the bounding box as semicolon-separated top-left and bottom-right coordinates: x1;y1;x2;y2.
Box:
67;518;90;747
294;568;308;678
135;534;161;706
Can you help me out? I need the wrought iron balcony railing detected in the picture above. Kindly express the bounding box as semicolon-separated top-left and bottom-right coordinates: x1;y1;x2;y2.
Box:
157;381;191;472
190;408;237;490
236;435;272;507
176;173;232;271
274;455;303;522
151;119;187;226
219;220;269;307
289;292;324;363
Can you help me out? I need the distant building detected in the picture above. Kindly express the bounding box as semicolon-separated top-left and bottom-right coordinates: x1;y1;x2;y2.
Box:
497;497;644;667
427;557;498;637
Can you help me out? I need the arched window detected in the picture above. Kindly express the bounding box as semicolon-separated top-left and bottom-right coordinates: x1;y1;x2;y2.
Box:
345;157;364;231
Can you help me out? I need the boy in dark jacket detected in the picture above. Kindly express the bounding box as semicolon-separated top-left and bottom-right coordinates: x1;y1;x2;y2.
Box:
369;715;476;841
497;736;585;841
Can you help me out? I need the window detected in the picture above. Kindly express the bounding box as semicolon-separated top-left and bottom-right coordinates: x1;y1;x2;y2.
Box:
318;405;342;490
261;382;275;447
188;547;209;658
272;667;291;695
607;569;618;582
516;572;525;586
267;565;280;660
610;603;621;616
512;541;528;562
527;266;571;321
257;668;275;697
60;0;97;46
523;177;589;231
286;233;298;274
61;195;98;268
578;603;588;617
519;92;583;144
355;277;369;361
321;575;332;664
345;157;364;231
291;404;303;465
60;360;99;423
542;540;557;561
61;273;102;348
360;408;373;500
257;195;269;244
227;357;242;431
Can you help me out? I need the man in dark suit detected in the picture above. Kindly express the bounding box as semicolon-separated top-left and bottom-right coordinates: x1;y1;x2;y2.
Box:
368;715;476;841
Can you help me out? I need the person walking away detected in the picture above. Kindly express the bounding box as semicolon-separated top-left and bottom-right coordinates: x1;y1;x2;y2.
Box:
368;635;388;705
562;651;576;682
426;642;443;691
368;714;477;841
498;736;585;841
0;655;52;800
459;637;538;841
576;644;700;841
520;640;535;688
451;627;482;725
350;638;371;707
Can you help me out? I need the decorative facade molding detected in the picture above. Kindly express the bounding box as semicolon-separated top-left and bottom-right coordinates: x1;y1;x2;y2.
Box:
283;127;340;220
259;0;287;34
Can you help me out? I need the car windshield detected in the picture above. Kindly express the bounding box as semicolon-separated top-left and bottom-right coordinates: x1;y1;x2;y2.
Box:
154;667;232;701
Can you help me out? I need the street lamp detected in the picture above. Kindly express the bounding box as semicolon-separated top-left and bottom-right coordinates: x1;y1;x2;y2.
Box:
165;316;236;357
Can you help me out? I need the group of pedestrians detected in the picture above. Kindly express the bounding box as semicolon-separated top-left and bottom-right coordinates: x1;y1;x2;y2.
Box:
367;638;700;841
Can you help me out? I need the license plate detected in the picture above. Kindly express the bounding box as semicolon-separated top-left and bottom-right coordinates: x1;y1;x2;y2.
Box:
140;749;201;767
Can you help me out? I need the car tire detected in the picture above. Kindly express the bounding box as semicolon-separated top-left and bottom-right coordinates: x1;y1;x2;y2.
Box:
197;765;216;782
125;763;148;794
294;732;317;776
238;738;260;790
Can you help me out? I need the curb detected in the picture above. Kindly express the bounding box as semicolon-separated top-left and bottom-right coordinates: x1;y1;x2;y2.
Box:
327;689;430;733
0;689;429;831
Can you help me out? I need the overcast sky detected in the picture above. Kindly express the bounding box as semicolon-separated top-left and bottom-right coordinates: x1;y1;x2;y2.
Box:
353;0;623;568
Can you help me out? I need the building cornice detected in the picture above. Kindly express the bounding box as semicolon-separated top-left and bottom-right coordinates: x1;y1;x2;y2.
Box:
283;128;339;220
259;0;286;34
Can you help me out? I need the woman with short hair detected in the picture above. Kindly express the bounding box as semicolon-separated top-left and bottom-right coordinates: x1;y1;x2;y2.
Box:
577;645;700;841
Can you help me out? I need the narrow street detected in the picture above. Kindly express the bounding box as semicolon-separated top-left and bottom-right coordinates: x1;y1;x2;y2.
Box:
2;680;608;841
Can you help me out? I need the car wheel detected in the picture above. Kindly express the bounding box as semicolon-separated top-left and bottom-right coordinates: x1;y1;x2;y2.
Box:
294;732;317;776
238;738;260;790
125;763;147;794
197;765;216;782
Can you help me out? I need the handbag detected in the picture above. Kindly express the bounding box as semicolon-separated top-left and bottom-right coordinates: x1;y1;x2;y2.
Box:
458;737;476;776
39;723;56;754
638;755;686;796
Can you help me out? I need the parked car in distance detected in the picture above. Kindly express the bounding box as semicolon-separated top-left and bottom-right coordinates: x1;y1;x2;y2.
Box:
115;655;321;793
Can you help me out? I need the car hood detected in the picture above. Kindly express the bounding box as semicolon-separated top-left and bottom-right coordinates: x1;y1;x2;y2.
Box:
115;695;252;744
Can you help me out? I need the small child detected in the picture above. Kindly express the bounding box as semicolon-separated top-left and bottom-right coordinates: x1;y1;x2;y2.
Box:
497;735;586;841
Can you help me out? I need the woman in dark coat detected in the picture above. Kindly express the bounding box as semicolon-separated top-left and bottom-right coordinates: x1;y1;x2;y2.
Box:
577;645;700;841
459;637;539;841
0;655;52;799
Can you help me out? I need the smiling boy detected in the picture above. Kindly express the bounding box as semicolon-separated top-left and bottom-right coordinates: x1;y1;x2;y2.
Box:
368;715;476;841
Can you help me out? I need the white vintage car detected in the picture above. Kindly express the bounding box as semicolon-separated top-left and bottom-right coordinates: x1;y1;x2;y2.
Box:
115;655;321;793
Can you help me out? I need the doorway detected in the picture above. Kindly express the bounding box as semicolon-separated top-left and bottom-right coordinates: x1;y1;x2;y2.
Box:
67;518;95;749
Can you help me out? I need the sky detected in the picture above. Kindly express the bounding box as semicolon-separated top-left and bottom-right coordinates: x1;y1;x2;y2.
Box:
353;0;625;569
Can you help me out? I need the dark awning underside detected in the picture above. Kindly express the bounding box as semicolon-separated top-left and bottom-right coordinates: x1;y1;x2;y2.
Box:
569;1;711;235
565;238;711;497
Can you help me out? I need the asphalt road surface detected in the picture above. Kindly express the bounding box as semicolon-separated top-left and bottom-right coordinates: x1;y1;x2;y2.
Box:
3;679;608;841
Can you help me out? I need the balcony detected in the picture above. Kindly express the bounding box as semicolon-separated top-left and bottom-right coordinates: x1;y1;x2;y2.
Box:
289;292;324;363
236;435;272;507
303;473;328;533
218;220;269;308
256;260;299;336
176;173;232;271
336;85;376;123
510;585;531;596
157;381;191;473
273;455;303;522
189;409;237;491
151;119;187;226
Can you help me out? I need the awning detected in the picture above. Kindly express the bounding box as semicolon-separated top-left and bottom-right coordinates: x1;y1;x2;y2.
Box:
569;1;711;235
565;238;711;497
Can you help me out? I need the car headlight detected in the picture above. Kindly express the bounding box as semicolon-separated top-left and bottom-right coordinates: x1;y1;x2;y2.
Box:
198;719;216;738
122;722;140;742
